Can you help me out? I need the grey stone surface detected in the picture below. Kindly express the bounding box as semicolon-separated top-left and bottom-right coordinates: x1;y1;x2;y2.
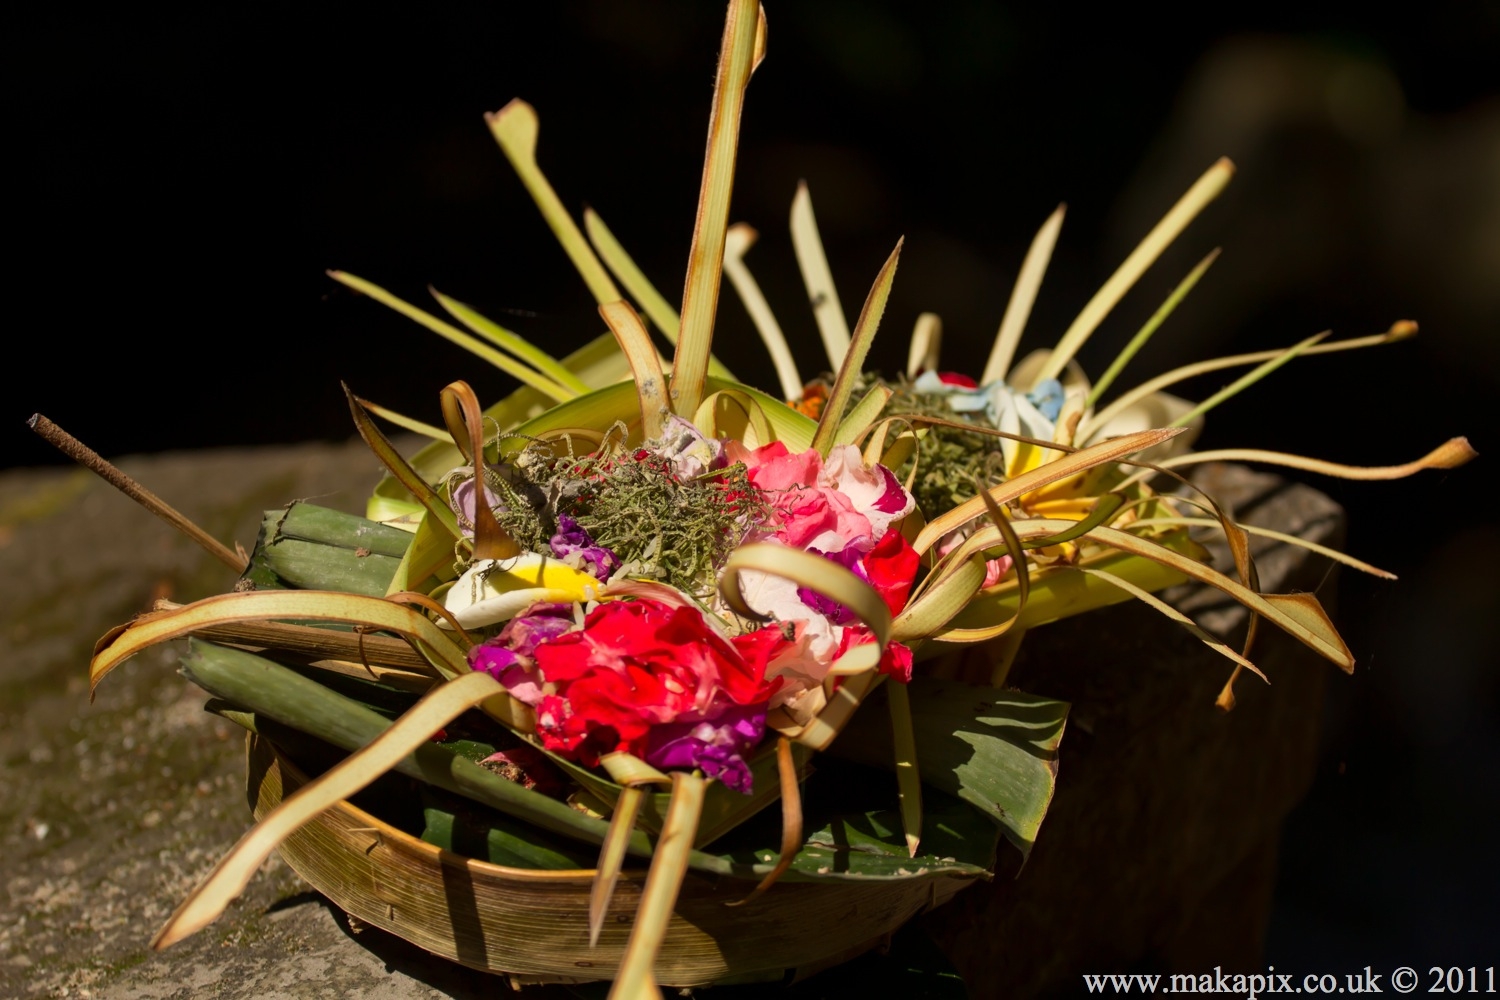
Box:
0;443;1343;998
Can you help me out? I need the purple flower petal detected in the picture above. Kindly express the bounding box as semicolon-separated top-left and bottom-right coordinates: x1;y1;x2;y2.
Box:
550;514;621;579
796;546;869;624
643;701;766;794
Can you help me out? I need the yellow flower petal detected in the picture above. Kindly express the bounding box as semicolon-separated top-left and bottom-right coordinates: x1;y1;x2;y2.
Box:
442;553;602;629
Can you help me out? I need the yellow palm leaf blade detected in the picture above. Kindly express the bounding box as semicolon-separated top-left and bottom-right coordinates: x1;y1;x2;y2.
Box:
90;590;472;694
893;554;988;643
929;491;1032;645
810;238;904;456
1154;437;1478;480
912;427;1183;555
1028;158;1234;389
723;222;804;400
328;271;575;403
983;203;1066;385
791;671;884;752
584;207;682;342
600;300;670;441
1128;515;1397;579
1076;565;1264;678
887;681;923;858
585;209;739;382
151;672;505;950
692;389;774;449
790;181;854;369
720;543;892;648
725;737;802;905
907;312;942;378
1080;321;1415;442
670;0;763;418
429;288;592;394
1087;525;1352;670
353;397;451;442
1168;331;1328;428
439;380;522;562
589;785;644;949
834;384;895;447
608;772;705;1000
485;99;621;305
1086;247;1221;407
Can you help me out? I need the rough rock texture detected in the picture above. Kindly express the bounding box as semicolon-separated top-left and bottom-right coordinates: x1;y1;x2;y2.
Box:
0;443;1341;998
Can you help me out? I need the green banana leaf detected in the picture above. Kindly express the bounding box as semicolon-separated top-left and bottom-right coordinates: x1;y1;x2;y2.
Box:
829;677;1067;860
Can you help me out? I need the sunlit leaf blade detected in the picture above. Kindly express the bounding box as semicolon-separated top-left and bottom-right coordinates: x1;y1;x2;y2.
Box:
1076;565;1264;677
1080;322;1416;442
384;509;459;597
790;182;852;369
582;208;738;382
440;380;521;562
1029;158;1233;388
670;0;762;418
344;385;465;544
1154;436;1478;480
886;682;923;858
936;536;1198;638
892;553;988;644
352;397;452;442
787;671;882;752
723;222;803;400
1086;247;1220;407
983;203;1065;385
328;271;575;402
491;375;816;457
485;99;622;305
907;312;942;378
829;679;1068;860
833;383;894;447
693;389;774;449
600;300;670;440
609;772;704;1000
810;238;903;456
1126;515;1397;579
720;543;892;649
585;207;682;342
1086;525;1352;669
1169;331;1328;428
931;490;1032;644
167;612;435;682
726;737;803;905
430;288;591;393
912;427;1183;554
589;785;644;948
92;590;472;695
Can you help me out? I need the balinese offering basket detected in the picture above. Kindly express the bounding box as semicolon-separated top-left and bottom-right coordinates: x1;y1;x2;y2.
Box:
47;2;1473;996
249;736;971;986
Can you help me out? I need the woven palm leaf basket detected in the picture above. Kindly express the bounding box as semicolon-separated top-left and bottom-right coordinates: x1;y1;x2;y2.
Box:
49;2;1474;996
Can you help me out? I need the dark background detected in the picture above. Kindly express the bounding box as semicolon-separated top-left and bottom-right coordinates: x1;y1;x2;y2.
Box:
8;0;1497;982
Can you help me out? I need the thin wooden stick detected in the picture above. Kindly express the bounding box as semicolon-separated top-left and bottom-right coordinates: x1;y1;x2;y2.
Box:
27;414;247;573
